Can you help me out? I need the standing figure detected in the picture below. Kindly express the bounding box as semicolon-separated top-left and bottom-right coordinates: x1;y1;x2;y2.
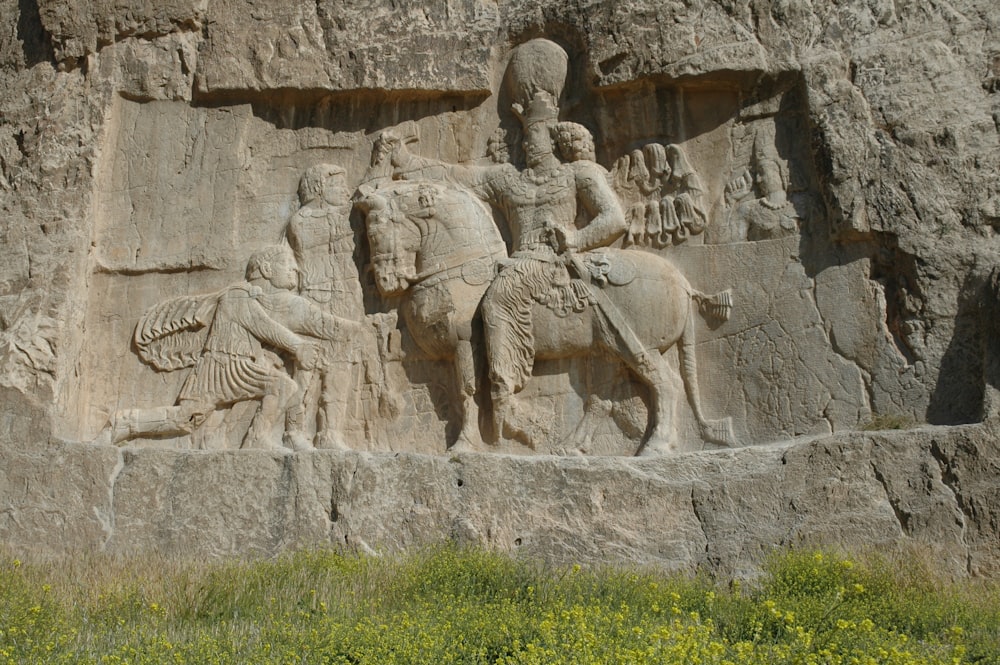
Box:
722;118;799;241
109;245;357;449
284;164;366;450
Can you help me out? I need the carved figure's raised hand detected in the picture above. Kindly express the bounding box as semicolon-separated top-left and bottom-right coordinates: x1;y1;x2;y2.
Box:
725;168;752;202
372;131;403;167
373;121;420;171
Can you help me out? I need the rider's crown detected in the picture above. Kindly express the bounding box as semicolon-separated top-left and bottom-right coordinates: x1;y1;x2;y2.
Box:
514;91;560;127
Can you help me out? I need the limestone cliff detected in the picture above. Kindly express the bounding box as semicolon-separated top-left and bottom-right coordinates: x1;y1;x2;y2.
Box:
1;0;998;574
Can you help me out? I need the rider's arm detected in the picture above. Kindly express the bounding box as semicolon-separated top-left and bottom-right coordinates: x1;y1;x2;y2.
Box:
571;161;627;250
393;150;510;206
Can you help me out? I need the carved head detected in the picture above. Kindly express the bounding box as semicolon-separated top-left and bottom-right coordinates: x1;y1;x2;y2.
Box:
515;92;560;167
246;245;299;291
298;163;348;206
753;154;788;199
643;143;671;181
487;128;511;164
552;122;596;162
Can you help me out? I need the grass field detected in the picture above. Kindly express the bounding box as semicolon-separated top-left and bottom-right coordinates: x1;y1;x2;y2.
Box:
1;545;997;664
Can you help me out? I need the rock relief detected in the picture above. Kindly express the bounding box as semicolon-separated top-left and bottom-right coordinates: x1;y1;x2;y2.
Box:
75;35;874;455
100;245;369;449
361;39;736;454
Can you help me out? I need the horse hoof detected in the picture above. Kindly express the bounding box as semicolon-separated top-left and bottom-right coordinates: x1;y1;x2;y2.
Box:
283;431;313;452
639;438;676;456
449;438;477;454
245;436;289;452
700;417;738;447
90;423;114;447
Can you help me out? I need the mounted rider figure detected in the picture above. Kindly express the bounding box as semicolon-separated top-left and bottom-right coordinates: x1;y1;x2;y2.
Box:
378;38;658;442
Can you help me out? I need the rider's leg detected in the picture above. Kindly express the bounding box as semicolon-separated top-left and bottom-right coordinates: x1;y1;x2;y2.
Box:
481;268;537;443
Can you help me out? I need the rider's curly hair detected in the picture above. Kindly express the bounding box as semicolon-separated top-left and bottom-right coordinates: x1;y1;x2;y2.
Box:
551;122;596;163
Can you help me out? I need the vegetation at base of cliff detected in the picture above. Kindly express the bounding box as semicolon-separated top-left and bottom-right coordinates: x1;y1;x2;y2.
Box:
859;413;917;431
0;546;997;664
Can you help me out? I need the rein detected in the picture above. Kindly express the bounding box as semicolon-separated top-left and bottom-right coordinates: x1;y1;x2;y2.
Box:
407;247;505;291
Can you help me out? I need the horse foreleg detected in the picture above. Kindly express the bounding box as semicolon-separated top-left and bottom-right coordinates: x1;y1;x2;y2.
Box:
451;338;481;451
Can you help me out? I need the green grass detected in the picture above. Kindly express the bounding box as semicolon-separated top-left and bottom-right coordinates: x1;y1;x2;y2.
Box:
0;545;997;664
859;414;917;431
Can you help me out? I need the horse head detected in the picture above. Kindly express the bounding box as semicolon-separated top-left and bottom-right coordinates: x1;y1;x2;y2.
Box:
359;180;508;299
357;191;420;297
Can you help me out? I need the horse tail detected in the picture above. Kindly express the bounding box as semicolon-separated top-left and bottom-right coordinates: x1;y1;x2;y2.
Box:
679;291;738;447
690;289;732;325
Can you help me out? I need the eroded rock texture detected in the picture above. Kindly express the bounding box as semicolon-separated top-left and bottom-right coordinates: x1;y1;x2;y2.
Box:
2;425;998;578
1;0;999;572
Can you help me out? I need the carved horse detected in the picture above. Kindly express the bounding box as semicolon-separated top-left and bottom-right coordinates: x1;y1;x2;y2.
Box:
358;180;736;454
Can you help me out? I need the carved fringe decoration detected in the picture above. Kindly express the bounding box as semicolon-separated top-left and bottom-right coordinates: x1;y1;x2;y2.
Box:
178;352;275;405
134;293;219;371
536;280;591;317
692;289;733;325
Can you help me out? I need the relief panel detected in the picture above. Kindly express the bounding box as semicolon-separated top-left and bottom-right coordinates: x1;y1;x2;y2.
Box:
68;38;879;455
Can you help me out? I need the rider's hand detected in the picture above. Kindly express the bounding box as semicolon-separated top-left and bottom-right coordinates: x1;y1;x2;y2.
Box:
374;131;403;167
550;225;578;254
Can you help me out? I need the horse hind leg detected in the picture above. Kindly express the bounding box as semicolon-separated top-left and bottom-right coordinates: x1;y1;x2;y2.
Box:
677;314;738;448
589;311;683;455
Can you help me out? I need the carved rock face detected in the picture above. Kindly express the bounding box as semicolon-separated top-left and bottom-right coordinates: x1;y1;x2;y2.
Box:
4;0;1000;572
21;24;938;456
0;0;997;454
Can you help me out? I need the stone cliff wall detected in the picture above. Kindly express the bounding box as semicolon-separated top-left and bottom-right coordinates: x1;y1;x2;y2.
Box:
2;425;998;578
1;0;999;573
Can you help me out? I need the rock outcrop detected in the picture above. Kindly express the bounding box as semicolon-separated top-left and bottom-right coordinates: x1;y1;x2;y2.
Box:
3;425;999;578
1;0;999;574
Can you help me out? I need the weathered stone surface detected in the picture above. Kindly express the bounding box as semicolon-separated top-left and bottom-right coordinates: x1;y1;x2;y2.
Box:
0;442;120;556
1;0;999;573
37;0;206;66
0;426;993;578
